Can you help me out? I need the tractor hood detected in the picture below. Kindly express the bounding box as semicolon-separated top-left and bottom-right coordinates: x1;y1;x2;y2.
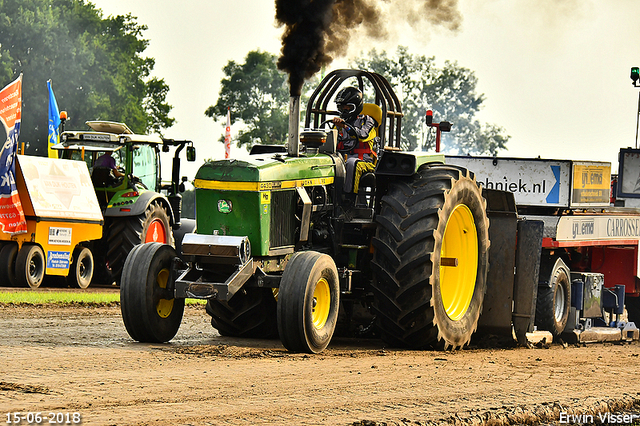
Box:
193;152;337;256
194;152;336;188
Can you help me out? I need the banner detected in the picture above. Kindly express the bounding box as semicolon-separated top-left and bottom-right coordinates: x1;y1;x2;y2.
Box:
0;74;27;235
47;80;61;158
224;107;231;159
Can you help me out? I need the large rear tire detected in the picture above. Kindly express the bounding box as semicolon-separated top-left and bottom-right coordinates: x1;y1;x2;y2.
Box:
15;244;46;289
371;164;490;350
0;243;18;287
120;242;184;343
205;288;278;338
535;257;571;337
106;201;174;284
277;251;340;353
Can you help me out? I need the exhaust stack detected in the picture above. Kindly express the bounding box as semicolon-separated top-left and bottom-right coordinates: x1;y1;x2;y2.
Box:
288;96;300;157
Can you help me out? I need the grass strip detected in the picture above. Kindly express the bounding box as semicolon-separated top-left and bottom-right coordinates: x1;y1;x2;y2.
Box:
0;290;206;306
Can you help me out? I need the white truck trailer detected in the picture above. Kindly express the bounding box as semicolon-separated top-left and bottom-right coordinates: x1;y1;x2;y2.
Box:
447;150;640;343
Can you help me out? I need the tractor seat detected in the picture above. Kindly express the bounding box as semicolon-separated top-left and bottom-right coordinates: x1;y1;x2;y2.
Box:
361;103;383;143
91;167;115;188
91;167;124;189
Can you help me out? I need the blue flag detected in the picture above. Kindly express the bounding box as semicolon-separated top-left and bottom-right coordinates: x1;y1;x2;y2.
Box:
47;80;61;158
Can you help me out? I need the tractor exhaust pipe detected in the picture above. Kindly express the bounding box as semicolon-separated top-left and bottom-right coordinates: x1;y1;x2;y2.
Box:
288;96;300;157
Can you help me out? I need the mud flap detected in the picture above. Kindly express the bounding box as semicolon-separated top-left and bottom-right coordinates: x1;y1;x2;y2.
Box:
477;189;518;337
512;219;544;344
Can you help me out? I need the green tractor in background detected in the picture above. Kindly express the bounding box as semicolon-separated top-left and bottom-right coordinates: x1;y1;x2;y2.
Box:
55;121;196;285
120;69;492;352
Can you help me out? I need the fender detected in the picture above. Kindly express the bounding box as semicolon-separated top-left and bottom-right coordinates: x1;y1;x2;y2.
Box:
538;256;570;289
376;152;445;177
103;191;175;225
173;218;197;256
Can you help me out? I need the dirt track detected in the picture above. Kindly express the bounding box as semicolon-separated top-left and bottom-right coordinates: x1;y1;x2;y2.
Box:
1;302;640;426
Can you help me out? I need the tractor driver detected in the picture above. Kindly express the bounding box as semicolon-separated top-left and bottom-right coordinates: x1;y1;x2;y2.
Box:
94;150;124;178
332;87;377;202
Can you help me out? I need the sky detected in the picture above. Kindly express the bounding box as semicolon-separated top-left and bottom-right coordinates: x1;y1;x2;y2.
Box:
90;0;640;179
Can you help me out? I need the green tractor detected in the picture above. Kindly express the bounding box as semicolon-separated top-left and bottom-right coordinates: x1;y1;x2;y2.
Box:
55;121;196;285
120;70;491;352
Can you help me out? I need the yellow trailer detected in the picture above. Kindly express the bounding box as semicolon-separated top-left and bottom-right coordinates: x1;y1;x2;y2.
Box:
0;155;103;288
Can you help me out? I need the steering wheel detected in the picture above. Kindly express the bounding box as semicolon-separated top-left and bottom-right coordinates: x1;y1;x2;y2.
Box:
319;119;335;129
107;169;124;187
319;119;355;134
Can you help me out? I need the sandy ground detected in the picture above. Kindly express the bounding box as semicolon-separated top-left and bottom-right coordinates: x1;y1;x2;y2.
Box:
1;302;640;426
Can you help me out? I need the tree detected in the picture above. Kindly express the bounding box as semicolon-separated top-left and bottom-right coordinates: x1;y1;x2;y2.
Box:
353;47;509;155
0;0;174;153
205;50;289;150
181;188;195;219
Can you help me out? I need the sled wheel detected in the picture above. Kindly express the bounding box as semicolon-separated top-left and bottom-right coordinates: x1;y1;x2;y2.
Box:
106;200;174;284
371;164;490;350
535;257;571;337
15;244;46;289
627;296;640;325
120;242;184;343
0;243;18;287
205;288;278;338
69;246;94;289
277;251;340;353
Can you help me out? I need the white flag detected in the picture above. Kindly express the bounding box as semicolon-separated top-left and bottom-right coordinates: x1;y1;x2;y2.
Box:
224;107;231;159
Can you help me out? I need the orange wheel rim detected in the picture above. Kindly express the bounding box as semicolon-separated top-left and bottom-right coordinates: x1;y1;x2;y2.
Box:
145;219;167;243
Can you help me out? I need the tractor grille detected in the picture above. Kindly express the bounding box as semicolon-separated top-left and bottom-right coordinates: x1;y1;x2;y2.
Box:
270;190;296;248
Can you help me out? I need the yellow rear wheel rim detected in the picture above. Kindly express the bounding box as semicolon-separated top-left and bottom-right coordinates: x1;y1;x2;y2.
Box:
156;268;174;318
440;204;478;321
311;278;331;329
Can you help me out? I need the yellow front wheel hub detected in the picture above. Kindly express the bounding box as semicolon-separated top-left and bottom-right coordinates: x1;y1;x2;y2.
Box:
440;204;478;321
156;268;174;318
311;278;331;329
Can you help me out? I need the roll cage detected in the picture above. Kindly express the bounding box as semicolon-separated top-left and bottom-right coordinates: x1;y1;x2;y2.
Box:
303;69;404;151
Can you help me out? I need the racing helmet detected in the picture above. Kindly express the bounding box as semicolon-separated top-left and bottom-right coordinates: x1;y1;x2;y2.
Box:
335;87;363;120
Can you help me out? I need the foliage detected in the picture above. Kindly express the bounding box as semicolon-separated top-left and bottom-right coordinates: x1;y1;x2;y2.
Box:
353;46;509;155
205;50;290;150
0;0;174;153
181;188;195;219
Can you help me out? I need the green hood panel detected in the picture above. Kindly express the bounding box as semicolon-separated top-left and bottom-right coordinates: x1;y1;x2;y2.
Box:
195;153;336;185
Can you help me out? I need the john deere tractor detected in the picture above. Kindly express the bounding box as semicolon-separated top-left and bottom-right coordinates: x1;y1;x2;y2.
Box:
120;70;491;353
55;121;196;285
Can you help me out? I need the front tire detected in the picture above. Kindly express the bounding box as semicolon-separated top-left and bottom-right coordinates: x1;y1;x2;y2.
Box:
120;242;184;343
535;257;571;337
15;244;46;289
371;164;490;350
277;251;340;353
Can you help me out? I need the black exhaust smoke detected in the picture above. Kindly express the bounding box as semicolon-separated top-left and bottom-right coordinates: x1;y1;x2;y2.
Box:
275;0;334;97
275;0;462;96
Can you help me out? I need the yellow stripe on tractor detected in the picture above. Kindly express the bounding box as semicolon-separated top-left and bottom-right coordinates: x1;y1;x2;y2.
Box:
194;177;335;192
